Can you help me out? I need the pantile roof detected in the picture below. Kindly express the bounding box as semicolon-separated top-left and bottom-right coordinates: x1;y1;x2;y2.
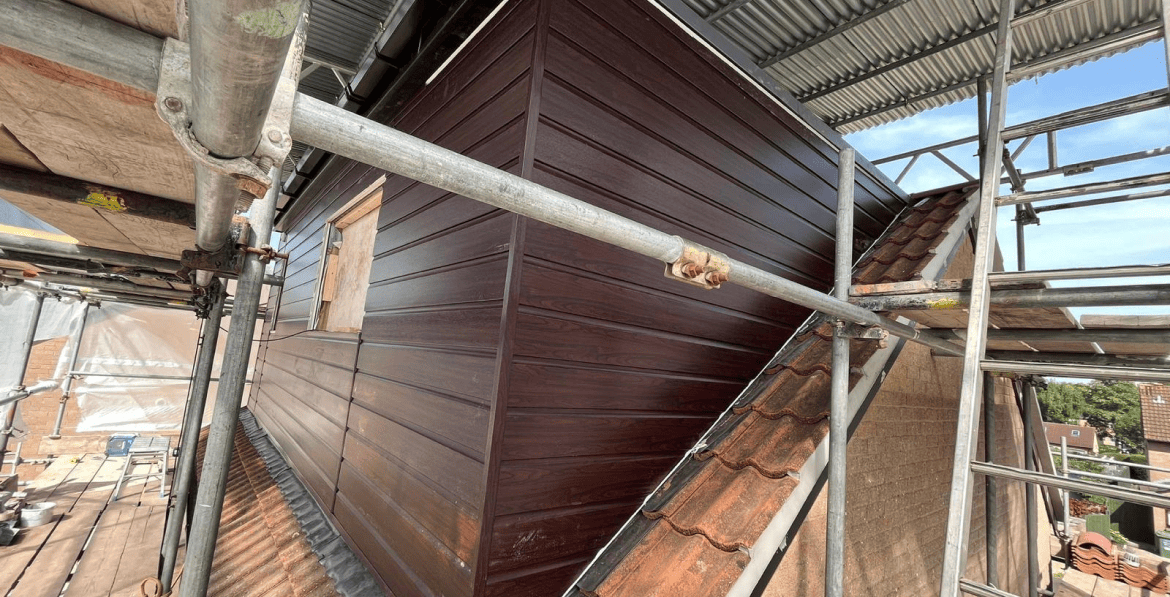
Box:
571;188;973;596
1140;384;1170;444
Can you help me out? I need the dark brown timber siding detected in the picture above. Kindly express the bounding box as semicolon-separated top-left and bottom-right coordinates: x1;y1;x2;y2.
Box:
480;0;904;594
251;0;907;595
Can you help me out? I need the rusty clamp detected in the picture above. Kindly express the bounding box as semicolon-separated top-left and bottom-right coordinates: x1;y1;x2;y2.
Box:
665;240;731;290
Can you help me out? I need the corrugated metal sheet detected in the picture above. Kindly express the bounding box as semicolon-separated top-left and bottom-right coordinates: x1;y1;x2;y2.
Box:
680;0;1162;132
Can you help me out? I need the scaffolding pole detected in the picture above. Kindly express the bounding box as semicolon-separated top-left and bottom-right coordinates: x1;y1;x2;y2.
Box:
1060;438;1069;541
825;148;854;597
938;0;1016;590
0;293;44;468
972;462;1170;509
1022;382;1038;597
179;165;279;597
49;300;89;439
989;264;1170;283
160;281;226;593
979;361;1170;383
983;372;999;588
854;283;1170;311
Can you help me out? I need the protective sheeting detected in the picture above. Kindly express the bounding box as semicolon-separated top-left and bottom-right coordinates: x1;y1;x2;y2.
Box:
0;287;255;434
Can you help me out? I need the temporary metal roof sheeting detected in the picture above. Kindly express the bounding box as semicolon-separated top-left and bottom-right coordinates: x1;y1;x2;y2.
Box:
681;0;1162;133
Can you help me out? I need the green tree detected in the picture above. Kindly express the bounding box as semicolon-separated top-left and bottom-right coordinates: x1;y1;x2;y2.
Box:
1085;381;1143;453
1037;382;1088;424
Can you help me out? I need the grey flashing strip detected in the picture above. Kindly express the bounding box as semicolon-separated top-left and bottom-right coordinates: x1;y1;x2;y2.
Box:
237;410;381;597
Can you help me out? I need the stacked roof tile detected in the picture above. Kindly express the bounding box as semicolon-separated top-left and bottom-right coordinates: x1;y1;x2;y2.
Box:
572;189;972;596
1070;532;1170;593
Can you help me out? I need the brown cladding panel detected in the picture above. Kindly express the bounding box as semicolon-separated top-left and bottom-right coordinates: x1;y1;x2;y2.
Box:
357;344;498;406
351;371;490;460
483;0;907;592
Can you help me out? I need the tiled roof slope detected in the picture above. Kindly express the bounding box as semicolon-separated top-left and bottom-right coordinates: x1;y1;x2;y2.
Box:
183;410;380;597
1140;384;1170;443
570;189;972;597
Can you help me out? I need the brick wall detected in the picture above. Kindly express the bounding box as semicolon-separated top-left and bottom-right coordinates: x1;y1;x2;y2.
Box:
761;237;1048;596
761;341;1047;596
1148;441;1170;532
8;336;109;478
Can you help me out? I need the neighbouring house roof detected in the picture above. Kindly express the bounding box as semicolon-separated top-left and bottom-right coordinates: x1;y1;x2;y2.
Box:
1044;421;1098;451
671;0;1161;133
1139;384;1170;444
570;188;975;596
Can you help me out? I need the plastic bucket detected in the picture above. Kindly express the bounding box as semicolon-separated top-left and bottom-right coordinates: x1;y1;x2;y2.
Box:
19;502;56;528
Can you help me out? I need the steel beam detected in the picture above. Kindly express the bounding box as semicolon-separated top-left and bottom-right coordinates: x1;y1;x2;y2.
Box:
160;282;226;593
0;164;196;227
972;461;1170;508
979;361;1170;382
179;166;279;597
825;148;854;597
0;293;44;466
49;301;89;439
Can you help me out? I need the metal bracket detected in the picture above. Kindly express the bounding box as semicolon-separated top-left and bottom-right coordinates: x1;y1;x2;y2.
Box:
154;34;302;199
665;241;731;289
842;323;888;341
175;221;247;281
240;245;289;263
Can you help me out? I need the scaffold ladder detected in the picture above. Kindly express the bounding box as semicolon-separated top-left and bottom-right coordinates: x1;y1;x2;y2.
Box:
936;0;1170;595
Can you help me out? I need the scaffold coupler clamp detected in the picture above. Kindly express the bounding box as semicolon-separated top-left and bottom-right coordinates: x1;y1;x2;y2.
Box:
154;33;301;201
665;240;731;289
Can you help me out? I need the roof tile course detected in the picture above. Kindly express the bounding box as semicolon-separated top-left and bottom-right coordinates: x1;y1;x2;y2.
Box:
1140;384;1170;444
580;189;971;596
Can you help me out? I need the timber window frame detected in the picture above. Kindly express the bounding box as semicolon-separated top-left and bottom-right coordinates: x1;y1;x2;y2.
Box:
308;176;386;332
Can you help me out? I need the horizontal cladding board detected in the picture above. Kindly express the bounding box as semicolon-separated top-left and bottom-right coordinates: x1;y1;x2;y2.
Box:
500;410;715;460
368;212;514;285
261;332;359;370
254;397;339;510
261;347;357;401
484;558;589;597
568;0;904;216
373;192;505;259
362;305;504;352
336;464;475;597
366;254;509;314
511;310;770;379
488;500;641;574
523;217;811;326
332;491;436;597
519;260;790;350
343;433;482;564
352;371;490;460
284;163;384;259
533;123;832;280
283;0;534;234
538;32;886;236
507;360;740;412
494;453;679;516
256;367;346;456
357;343;498;405
346;403;485;507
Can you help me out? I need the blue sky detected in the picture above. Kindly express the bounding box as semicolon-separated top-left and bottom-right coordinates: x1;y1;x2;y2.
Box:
847;41;1170;321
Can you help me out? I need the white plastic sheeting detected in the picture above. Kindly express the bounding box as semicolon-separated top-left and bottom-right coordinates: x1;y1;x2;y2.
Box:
0;287;255;434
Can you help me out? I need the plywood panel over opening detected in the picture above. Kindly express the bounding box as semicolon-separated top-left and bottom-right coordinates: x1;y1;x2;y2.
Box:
318;180;384;333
